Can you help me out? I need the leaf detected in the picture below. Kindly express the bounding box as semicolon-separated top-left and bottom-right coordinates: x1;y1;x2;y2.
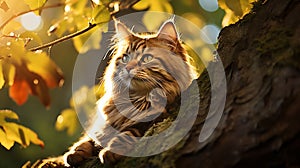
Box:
133;0;173;31
0;129;15;150
0;64;4;89
71;0;88;13
0;1;9;12
91;4;110;25
55;109;78;135
72;26;102;53
1;61;16;87
0;110;19;124
9;62;51;106
20;31;43;45
0;39;63;106
4;0;29;14
218;0;257;27
26;52;64;88
2;20;21;34
24;0;47;15
0;110;44;150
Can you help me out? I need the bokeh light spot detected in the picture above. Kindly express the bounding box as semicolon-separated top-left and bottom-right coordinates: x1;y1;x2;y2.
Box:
20;12;43;31
200;24;220;44
198;0;219;12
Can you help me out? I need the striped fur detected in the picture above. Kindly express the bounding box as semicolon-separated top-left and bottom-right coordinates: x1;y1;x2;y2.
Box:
64;20;195;166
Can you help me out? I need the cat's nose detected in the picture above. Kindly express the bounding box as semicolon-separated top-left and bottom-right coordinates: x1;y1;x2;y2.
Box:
125;60;137;73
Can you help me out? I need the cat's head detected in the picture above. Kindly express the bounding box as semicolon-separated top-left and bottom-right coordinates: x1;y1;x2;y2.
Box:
105;19;195;97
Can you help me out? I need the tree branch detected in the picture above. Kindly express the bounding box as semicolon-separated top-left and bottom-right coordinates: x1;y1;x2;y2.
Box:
29;23;98;51
0;3;65;31
28;0;142;52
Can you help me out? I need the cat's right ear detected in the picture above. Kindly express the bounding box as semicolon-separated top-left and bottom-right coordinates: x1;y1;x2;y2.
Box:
115;21;132;39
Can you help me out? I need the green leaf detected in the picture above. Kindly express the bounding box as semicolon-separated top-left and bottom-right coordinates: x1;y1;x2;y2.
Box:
0;110;44;150
91;4;110;25
55;109;78;135
133;0;173;31
24;0;47;15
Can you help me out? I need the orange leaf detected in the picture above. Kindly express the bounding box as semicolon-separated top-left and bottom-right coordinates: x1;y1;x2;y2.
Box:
9;63;51;107
9;78;30;106
26;52;64;88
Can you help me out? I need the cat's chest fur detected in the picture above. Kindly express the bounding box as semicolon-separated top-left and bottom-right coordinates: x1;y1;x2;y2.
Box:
102;89;168;131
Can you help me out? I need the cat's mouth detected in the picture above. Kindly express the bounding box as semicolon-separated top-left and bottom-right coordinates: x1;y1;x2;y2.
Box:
120;74;153;90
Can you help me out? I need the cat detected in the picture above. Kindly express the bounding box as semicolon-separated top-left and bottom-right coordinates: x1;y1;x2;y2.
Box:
63;19;196;167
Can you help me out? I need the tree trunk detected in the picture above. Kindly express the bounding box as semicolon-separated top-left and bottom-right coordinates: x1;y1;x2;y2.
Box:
36;0;300;167
176;0;300;167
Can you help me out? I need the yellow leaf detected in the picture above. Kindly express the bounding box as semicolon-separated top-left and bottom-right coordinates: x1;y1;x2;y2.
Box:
0;64;4;89
218;0;257;27
0;129;15;150
0;110;44;149
26;52;64;88
91;4;110;25
5;0;29;14
2;21;21;34
133;0;173;31
55;109;78;135
20;31;43;45
3;123;24;146
19;125;44;147
24;0;47;15
1;61;15;86
9;40;27;65
72;26;102;53
0;110;19;125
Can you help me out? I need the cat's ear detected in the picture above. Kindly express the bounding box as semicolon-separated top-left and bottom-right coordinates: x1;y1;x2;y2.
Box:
115;21;132;39
157;20;179;41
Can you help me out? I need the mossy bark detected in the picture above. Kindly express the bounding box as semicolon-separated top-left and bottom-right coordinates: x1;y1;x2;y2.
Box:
30;0;300;167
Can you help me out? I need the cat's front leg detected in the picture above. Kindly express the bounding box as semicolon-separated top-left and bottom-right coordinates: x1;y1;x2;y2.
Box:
99;129;140;164
63;135;101;166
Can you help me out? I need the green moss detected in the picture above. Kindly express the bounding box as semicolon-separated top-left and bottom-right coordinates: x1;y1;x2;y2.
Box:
254;26;300;69
113;79;203;168
255;28;291;54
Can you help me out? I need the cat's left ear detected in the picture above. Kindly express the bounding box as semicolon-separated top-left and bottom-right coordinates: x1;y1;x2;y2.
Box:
157;20;179;41
115;20;132;39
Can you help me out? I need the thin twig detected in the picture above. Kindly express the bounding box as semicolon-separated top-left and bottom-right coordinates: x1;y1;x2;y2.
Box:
29;23;98;51
0;2;65;31
28;0;142;51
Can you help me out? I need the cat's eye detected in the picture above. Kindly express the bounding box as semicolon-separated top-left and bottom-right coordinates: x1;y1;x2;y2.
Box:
141;54;153;63
122;54;130;63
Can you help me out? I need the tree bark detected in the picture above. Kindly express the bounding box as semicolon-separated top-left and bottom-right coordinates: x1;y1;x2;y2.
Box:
34;0;300;167
176;0;300;167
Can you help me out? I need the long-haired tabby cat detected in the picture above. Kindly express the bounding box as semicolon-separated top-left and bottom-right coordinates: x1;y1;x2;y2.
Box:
63;19;196;166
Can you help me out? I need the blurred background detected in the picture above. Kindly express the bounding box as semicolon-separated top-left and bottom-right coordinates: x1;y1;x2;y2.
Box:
0;0;225;167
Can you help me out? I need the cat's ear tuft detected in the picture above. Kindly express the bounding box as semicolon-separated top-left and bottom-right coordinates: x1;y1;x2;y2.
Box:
157;21;179;41
115;21;132;39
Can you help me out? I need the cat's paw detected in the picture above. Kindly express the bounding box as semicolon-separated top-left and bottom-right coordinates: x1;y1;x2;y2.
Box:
99;148;122;164
64;140;97;166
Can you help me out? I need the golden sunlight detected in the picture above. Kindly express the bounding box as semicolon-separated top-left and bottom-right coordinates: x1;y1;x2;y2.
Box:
20;12;43;31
